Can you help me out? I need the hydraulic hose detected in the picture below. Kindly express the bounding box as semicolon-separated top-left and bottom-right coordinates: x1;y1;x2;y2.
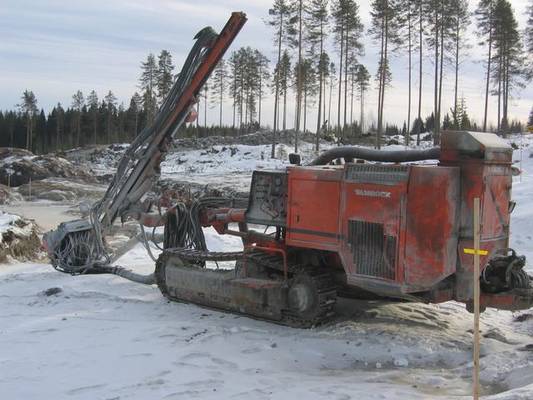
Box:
308;146;441;166
92;265;156;285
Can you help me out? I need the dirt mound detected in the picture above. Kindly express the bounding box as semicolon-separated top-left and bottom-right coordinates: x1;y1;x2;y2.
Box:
16;178;106;202
174;130;320;150
0;184;23;205
0;212;41;262
62;144;129;177
0;147;97;187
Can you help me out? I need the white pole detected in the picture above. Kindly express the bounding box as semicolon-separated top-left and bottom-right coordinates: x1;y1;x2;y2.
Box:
473;197;481;400
520;132;524;182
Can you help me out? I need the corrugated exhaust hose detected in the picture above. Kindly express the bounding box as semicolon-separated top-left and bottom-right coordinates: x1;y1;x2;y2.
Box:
308;146;441;166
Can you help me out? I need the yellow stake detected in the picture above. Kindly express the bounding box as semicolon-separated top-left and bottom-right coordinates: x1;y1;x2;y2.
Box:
464;248;488;256
473;197;481;400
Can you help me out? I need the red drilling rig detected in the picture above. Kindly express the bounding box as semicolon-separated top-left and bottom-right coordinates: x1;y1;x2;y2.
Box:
44;13;532;327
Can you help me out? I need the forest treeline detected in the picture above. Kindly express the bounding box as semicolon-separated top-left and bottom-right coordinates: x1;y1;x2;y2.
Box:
1;0;532;155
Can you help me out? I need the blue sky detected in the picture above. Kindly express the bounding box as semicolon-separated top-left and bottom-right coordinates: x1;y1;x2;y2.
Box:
1;0;531;129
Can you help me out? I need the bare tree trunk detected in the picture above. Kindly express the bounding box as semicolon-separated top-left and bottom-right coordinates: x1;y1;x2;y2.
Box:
407;5;412;145
433;9;439;145
497;50;502;133
315;22;324;152
350;72;354;129
283;88;287;131
503;51;509;135
204;87;208;128
454;19;460;128
482;10;493;132
437;13;444;144
303;88;307;133
272;14;283;157
323;74;328;129
417;1;423;145
328;74;333;134
376;16;385;149
258;74;262;127
294;0;303;153
337;24;344;144
379;14;389;150
360;86;365;134
343;28;349;141
231;81;236;130
219;80;223;127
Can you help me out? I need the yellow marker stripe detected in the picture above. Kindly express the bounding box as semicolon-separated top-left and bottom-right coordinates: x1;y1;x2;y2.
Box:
464;248;489;256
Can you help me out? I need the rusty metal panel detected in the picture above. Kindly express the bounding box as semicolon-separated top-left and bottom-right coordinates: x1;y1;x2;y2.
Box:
481;172;511;241
404;165;460;288
339;166;406;281
286;166;343;250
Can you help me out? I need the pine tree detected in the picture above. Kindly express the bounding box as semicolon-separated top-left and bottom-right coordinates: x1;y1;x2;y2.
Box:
117;103;125;142
355;64;370;135
71;90;84;147
527;1;533;55
267;0;293;157
370;0;400;149
319;52;331;132
278;51;292;132
55;103;64;151
127;93;142;140
293;58;317;133
451;0;470;131
210;59;228;127
397;0;418;144
104;91;117;143
528;107;533;126
475;0;496;132
327;61;337;134
287;0;305;152
139;53;158;124
304;0;329;151
415;0;424;145
17;90;38;151
459;97;472;130
332;0;364;144
156;50;175;105
491;0;527;135
86;90;99;144
425;0;456;144
254;51;270;128
228;51;241;130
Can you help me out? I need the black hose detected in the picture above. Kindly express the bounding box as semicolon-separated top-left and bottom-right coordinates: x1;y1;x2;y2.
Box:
308;146;441;166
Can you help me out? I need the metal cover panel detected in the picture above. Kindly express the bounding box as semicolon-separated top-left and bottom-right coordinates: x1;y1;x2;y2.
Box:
245;170;288;226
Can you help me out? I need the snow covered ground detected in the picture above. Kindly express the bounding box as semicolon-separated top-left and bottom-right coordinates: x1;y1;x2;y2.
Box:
1;134;533;399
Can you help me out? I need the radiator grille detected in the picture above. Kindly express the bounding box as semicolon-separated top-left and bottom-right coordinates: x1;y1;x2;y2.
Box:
348;220;397;280
345;164;409;185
